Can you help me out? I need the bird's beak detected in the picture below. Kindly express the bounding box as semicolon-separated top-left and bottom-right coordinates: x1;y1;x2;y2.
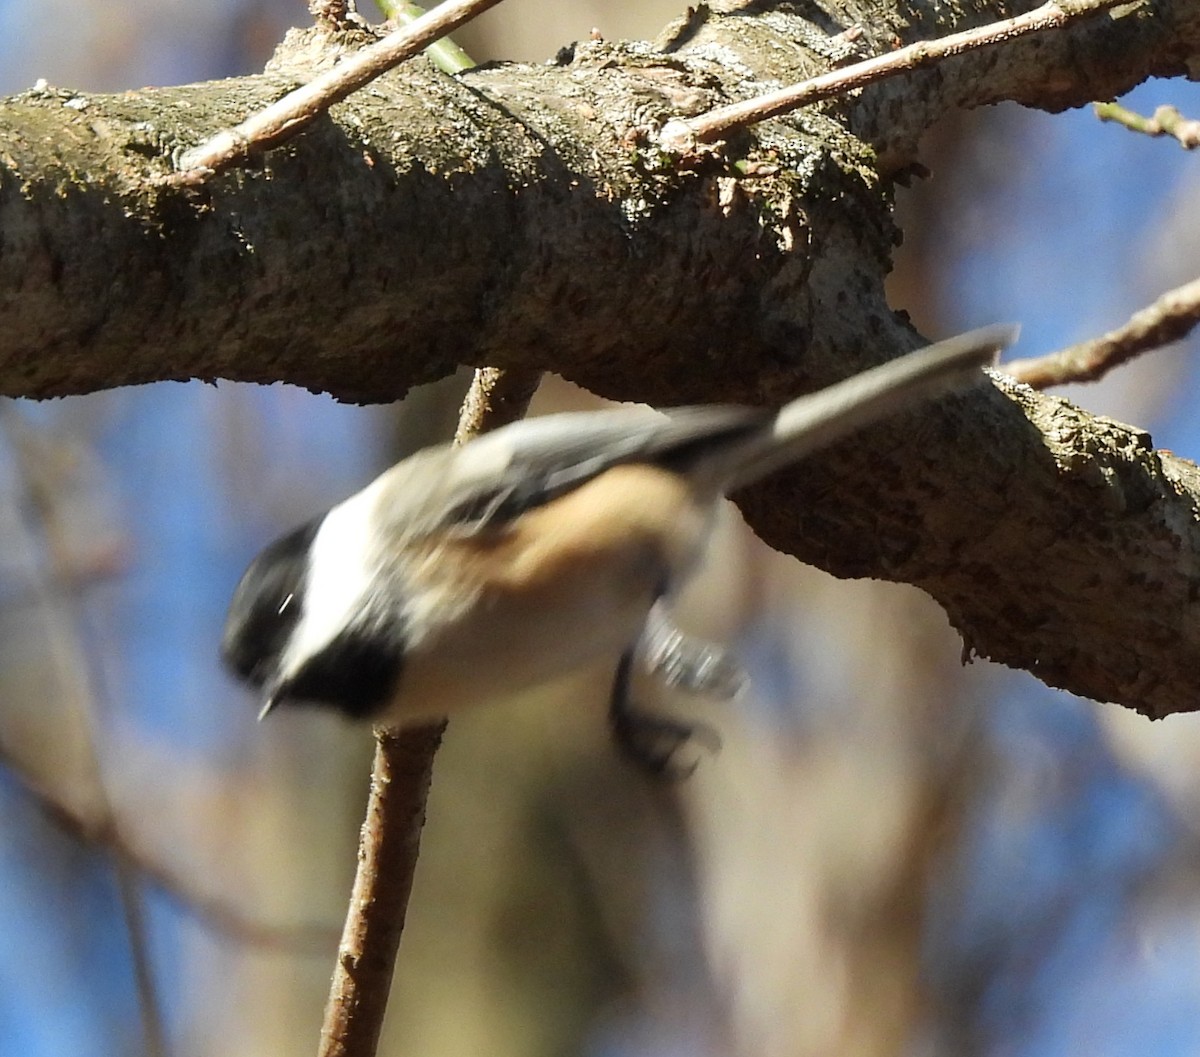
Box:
258;683;284;722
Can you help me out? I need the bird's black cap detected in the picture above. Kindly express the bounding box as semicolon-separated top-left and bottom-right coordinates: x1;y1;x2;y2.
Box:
223;515;405;721
221;517;321;689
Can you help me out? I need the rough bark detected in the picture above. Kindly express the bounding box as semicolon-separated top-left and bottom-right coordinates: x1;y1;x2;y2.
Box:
1;0;1199;717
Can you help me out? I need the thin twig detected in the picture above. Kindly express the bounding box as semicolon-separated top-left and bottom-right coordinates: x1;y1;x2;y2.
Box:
1094;101;1200;149
113;858;169;1057
452;365;543;444
311;0;353;27
174;0;501;180
375;0;477;75
316;724;446;1057
317;365;542;1057
659;0;1127;150
1004;277;1200;388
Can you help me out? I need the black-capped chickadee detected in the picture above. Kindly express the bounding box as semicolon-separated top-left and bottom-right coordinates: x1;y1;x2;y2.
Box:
222;325;1015;767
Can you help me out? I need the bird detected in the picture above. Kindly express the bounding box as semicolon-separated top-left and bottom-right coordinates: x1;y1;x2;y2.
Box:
221;324;1015;769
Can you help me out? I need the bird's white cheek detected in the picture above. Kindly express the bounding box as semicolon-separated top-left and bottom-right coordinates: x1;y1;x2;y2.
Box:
279;495;376;677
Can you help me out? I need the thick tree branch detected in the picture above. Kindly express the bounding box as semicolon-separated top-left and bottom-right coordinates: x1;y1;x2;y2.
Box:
2;0;1190;402
2;0;1200;719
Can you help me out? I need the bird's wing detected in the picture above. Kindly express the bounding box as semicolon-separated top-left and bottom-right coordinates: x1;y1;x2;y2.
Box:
376;404;768;538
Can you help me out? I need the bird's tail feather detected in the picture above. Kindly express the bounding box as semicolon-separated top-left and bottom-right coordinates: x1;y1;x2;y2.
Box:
700;323;1018;492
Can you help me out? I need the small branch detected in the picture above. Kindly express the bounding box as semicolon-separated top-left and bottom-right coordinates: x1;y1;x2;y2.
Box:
1004;277;1200;388
660;0;1127;150
0;408;166;1056
316;724;446;1057
452;365;543;445
311;0;353;27
0;732;339;953
317;365;542;1057
175;0;502;180
1095;101;1200;149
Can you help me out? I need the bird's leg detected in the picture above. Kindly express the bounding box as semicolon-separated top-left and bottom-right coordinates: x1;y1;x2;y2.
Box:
608;645;720;779
637;599;747;699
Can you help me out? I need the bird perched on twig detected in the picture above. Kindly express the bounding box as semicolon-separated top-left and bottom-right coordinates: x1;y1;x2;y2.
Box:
222;325;1015;771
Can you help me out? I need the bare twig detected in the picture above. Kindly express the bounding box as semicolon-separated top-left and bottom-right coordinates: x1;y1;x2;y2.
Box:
376;0;476;75
660;0;1127;150
316;724;446;1057
174;0;501;180
1004;277;1200;388
317;365;542;1057
1094;101;1200;149
452;365;543;444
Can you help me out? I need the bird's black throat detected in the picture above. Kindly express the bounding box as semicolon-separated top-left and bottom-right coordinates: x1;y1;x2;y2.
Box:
273;625;404;720
222;517;320;688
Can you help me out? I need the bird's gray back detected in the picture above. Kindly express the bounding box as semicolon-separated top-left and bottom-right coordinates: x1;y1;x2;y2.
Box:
369;404;767;541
